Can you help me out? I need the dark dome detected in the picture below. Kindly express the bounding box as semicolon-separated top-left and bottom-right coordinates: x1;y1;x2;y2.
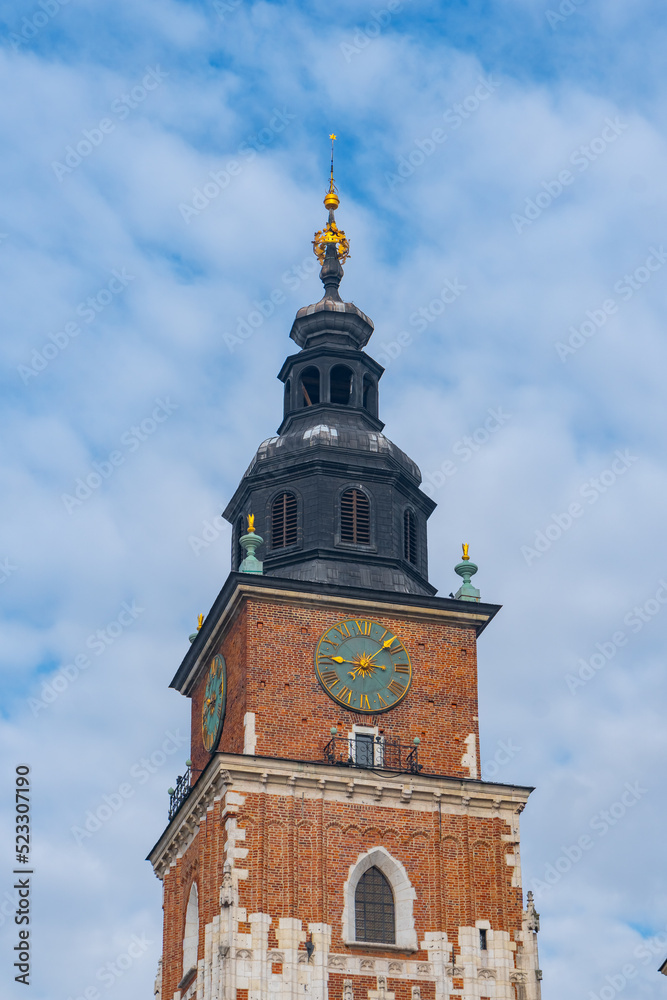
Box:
244;419;422;484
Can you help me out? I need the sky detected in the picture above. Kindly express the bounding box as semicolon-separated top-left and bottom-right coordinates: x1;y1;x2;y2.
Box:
1;0;667;997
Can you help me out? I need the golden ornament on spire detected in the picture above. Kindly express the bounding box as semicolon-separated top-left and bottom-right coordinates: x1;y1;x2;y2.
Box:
462;543;470;561
247;514;255;534
197;613;204;630
313;134;350;265
323;134;339;210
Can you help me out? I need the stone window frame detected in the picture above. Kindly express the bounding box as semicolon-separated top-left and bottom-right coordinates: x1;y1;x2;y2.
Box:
347;723;385;767
182;881;199;976
342;845;418;951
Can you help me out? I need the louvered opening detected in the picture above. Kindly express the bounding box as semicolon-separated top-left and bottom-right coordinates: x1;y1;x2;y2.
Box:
283;378;291;414
340;488;370;544
299;367;320;406
362;374;376;413
403;509;417;564
355;866;395;944
330;365;353;405
271;492;298;548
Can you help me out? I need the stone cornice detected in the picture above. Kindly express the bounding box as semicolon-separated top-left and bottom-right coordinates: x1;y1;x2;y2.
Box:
172;574;500;696
147;762;231;879
147;752;532;879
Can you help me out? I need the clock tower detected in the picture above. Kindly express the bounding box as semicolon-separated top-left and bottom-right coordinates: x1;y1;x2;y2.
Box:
148;145;542;1000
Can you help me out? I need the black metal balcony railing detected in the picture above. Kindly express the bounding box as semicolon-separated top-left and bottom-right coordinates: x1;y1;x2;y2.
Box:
322;734;423;774
167;762;192;821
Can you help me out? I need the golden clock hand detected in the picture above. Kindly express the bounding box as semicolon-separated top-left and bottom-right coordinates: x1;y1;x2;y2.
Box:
331;656;357;664
367;639;395;661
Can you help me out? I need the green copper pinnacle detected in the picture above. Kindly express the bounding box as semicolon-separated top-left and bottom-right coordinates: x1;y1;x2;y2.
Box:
454;543;480;602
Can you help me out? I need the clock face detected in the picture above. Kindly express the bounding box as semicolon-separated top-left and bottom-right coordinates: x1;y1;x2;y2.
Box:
315;619;412;714
201;654;227;752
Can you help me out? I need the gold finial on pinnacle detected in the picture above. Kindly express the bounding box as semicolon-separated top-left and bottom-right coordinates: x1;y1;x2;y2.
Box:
313;134;349;265
462;543;470;561
247;514;255;534
324;134;339;210
197;613;204;630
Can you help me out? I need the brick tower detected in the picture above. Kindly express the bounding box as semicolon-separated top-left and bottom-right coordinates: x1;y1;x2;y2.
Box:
148;144;542;1000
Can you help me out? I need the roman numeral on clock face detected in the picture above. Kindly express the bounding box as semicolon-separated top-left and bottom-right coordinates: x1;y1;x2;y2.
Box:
394;664;410;674
321;670;339;687
354;619;372;635
387;679;405;697
337;684;354;704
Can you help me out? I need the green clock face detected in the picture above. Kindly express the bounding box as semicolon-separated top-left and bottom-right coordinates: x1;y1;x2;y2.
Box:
315;619;412;714
201;654;227;752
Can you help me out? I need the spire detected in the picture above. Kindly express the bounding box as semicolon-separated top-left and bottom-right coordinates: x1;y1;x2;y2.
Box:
313;134;350;303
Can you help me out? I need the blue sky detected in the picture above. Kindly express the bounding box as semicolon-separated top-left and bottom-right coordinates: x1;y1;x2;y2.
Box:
1;1;667;997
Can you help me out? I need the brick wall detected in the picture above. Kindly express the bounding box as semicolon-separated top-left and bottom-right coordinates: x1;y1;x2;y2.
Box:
190;593;481;779
159;789;523;999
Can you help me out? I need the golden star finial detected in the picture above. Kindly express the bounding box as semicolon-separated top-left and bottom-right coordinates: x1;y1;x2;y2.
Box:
329;133;336;141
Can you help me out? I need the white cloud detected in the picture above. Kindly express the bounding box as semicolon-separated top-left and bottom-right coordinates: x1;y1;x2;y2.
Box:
1;3;666;998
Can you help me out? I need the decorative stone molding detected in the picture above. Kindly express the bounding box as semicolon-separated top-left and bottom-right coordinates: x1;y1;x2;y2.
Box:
478;968;497;979
153;958;162;999
525;891;540;933
243;712;256;755
148;766;232;878
342;846;418;951
461;733;478;779
219;863;234;907
343;980;354;1000
369;975;395;1000
148;755;533;880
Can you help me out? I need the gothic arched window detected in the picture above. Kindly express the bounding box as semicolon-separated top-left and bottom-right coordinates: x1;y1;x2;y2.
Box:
340;488;370;545
330;365;353;405
403;509;417;564
299;367;320;406
271;492;298;548
355;866;395;944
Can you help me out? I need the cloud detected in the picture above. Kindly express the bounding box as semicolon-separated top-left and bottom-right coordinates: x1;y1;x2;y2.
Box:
1;3;666;998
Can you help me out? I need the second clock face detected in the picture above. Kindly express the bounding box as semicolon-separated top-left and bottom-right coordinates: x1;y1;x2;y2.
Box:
315;619;412;714
201;654;227;752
